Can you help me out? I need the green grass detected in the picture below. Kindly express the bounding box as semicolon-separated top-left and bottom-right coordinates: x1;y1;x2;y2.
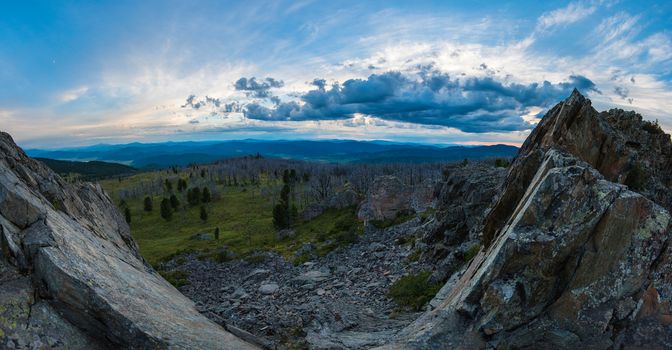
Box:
159;270;190;288
388;271;442;311
407;249;422;262
100;171;363;267
463;243;481;262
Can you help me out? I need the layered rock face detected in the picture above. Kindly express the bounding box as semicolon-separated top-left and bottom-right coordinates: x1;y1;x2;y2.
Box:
419;163;506;283
381;90;672;349
0;132;256;349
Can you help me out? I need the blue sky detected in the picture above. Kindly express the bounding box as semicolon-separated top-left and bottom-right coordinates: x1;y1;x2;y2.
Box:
1;0;671;148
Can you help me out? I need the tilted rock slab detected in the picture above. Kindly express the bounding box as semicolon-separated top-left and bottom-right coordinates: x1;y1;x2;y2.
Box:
379;91;672;349
0;132;257;349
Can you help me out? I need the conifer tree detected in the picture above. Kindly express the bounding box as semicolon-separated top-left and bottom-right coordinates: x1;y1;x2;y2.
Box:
143;196;153;212
169;194;180;209
160;198;172;220
202;187;211;203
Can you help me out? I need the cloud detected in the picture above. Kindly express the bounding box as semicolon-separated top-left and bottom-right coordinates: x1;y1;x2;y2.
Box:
234;77;284;98
536;2;596;31
60;86;90;103
240;69;599;133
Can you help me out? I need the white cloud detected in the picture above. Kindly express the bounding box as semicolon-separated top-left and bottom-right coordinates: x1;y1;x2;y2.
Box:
59;86;89;103
537;2;597;31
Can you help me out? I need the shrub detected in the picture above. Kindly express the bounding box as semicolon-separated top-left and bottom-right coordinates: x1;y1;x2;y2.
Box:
642;119;664;134
388;271;442;311
463;243;481;262
494;158;510;168
212;249;234;263
244;254;268;264
159;270;189;288
124;207;131;224
396;235;416;247
407;249;422;262
333;216;355;232
332;228;358;246
199;206;208;222
624;163;646;191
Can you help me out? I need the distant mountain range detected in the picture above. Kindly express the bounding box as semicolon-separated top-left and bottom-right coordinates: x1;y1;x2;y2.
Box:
26;139;519;168
35;158;137;180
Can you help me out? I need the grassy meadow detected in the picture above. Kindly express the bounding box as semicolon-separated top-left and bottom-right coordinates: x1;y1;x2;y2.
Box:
99;169;362;267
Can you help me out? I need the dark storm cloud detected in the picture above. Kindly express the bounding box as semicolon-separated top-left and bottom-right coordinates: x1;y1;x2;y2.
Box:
241;70;600;133
311;79;327;90
234;77;284;98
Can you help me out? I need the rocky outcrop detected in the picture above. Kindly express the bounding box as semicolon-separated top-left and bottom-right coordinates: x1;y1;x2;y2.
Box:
484;89;672;247
380;90;672;349
358;176;434;222
301;186;360;221
418;163;506;283
0;132;257;349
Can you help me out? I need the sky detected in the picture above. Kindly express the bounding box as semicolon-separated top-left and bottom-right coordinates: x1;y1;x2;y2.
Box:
1;0;671;149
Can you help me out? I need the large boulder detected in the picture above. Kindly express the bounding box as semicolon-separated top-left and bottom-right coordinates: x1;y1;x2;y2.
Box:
301;186;360;221
358;176;434;222
379;91;672;349
0;132;258;349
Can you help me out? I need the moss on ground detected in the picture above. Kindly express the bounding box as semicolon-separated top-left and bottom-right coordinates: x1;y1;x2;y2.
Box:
370;210;416;229
388;271;442;311
158;270;190;288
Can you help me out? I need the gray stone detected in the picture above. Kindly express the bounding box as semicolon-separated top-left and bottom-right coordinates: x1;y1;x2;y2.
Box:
258;283;279;295
276;228;296;241
189;232;213;240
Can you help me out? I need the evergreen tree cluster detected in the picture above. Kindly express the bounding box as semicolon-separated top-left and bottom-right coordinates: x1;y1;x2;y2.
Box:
186;187;211;206
177;178;188;192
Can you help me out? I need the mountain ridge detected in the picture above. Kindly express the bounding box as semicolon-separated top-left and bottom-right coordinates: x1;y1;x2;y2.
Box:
26;139;519;168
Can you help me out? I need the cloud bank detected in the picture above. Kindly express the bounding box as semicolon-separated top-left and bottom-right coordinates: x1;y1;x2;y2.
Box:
185;69;598;133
